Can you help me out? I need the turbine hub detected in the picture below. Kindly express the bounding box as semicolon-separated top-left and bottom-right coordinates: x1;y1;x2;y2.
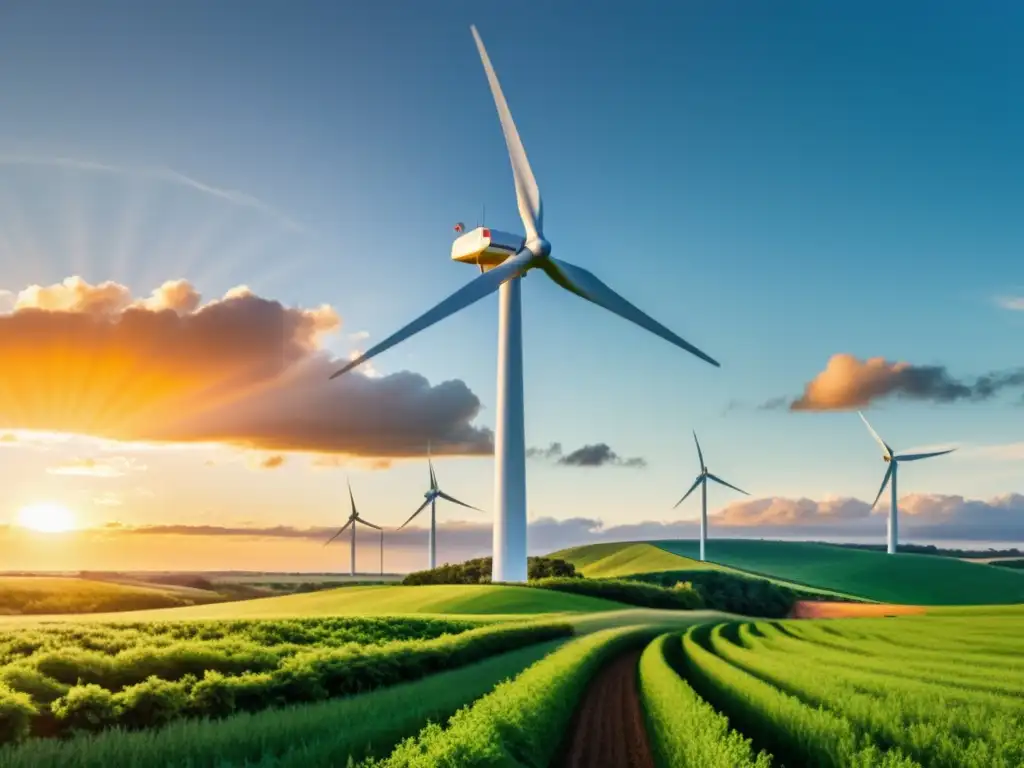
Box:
525;237;551;260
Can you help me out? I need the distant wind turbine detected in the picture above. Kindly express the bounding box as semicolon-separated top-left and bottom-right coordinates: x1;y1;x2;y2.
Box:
673;431;748;562
399;444;482;570
328;25;718;583
324;478;383;576
858;411;955;555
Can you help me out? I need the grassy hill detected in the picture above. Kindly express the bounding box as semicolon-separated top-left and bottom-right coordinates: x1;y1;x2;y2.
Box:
554;540;1024;605
0;576;222;615
0;583;628;624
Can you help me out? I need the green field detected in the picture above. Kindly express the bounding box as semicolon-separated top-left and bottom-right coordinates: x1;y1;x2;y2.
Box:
0;577;223;615
554;540;1024;605
649;612;1024;766
0;583;629;626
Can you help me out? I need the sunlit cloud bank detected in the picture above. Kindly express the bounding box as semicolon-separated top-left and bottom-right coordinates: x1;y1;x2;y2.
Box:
0;277;492;457
750;353;1024;411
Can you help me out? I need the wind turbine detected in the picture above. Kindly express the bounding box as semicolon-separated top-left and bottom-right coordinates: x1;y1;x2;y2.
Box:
673;431;748;562
324;479;383;576
858;411;955;555
398;445;482;570
329;26;719;583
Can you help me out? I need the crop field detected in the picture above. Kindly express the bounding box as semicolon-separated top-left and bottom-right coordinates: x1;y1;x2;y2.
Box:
0;583;629;626
0;573;1016;768
555;540;1024;605
0;577;223;616
0;614;572;748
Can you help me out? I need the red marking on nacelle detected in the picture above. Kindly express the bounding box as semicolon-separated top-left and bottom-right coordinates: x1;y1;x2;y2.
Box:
482;228;490;238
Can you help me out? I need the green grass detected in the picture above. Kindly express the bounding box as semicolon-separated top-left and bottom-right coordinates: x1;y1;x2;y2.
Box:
0;578;222;616
552;542;862;600
0;584;627;626
0;639;567;767
550;542;713;577
653;539;1024;604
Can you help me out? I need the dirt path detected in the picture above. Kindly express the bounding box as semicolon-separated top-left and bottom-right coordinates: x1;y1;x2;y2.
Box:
555;650;655;768
790;600;927;618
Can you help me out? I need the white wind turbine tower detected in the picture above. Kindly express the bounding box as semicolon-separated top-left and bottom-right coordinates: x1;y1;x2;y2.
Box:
398;445;482;570
329;26;719;582
858;411;955;555
673;431;748;562
324;479;383;576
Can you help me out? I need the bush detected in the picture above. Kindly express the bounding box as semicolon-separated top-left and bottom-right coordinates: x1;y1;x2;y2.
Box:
51;684;120;733
115;676;190;730
0;685;36;745
0;666;68;707
625;570;797;617
529;577;704;610
402;556;578;585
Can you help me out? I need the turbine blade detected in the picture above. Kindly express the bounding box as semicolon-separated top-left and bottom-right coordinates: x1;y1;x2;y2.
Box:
693;430;705;470
895;449;956;462
707;473;749;496
673;475;704;508
324;519;353;546
427;441;437;490
329;252;532;380
399;498;432;530
470;25;542;239
542;258;719;367
437;490;483;512
347;478;357;517
358;518;382;531
871;463;894;510
858;411;894;458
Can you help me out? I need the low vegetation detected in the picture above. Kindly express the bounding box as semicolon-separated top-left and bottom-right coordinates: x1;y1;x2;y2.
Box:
625;571;798;617
530;576;704;610
401;556;578;585
658;613;1024;767
0;578;219;616
0;639;568;767
639;633;770;767
368;624;660;767
0;616;571;744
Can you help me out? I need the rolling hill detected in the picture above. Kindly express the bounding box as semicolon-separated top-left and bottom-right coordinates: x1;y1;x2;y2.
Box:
0;583;628;624
553;540;1024;605
0;576;223;615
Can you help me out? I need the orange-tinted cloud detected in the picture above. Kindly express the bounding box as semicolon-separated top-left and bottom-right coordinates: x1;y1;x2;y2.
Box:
251;454;285;470
0;277;492;456
47;456;147;478
786;354;1024;411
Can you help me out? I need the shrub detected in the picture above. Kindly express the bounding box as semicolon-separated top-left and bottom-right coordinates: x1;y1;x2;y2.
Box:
115;676;190;730
626;570;797;617
529;577;704;610
0;665;68;707
402;556;578;585
0;685;36;744
187;670;236;718
51;684;120;733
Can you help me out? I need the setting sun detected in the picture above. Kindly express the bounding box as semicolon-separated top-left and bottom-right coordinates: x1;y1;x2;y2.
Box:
16;502;77;533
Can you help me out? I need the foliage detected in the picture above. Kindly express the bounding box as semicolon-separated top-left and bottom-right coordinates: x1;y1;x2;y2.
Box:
0;640;567;767
402;556;578;585
529;576;704;610
638;633;771;768
370;625;660;767
991;559;1024;570
0;685;36;745
626;571;797;617
0;616;572;743
680;624;919;767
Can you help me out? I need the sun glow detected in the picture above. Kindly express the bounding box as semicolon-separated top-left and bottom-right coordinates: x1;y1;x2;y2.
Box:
16;502;77;533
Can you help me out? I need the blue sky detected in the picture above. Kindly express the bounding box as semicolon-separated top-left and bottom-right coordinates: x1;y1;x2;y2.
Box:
0;1;1021;566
